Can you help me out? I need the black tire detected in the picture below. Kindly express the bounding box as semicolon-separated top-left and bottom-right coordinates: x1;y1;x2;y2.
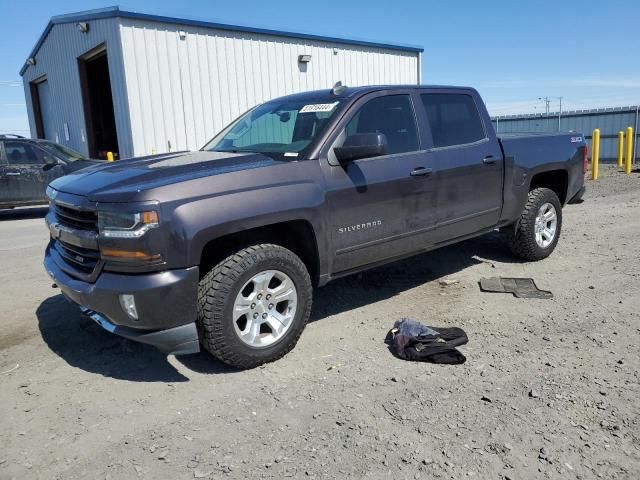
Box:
197;244;312;369
510;187;562;261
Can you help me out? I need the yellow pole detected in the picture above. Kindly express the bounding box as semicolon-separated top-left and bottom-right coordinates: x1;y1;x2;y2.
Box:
106;151;114;162
617;131;624;168
591;128;600;180
625;126;633;174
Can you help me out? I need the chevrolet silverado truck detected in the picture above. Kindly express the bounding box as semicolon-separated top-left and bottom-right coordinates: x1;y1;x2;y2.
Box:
44;85;587;368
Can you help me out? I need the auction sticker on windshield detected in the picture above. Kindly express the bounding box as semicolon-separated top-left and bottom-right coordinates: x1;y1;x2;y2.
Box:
299;102;339;113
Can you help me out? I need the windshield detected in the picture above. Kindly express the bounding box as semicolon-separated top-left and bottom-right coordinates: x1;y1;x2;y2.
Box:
40;142;87;162
202;97;342;160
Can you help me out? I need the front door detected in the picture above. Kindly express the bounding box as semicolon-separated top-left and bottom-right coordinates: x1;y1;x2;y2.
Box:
322;92;437;273
0;140;60;204
418;92;503;242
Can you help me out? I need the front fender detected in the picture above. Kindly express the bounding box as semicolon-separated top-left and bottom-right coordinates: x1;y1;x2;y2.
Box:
172;180;327;271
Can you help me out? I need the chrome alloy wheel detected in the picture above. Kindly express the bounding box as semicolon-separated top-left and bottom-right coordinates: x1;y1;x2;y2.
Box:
232;270;298;348
534;202;558;248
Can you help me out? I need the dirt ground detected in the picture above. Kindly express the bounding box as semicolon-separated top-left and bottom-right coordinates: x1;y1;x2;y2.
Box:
1;165;639;480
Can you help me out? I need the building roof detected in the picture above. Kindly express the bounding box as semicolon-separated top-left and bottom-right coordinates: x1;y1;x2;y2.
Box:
20;6;424;76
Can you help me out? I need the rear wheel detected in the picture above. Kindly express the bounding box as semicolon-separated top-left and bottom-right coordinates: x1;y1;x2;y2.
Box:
197;244;312;369
510;187;562;261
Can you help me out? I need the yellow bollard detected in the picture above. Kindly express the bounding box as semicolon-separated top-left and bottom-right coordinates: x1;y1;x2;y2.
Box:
617;131;624;168
591;129;600;180
106;151;114;162
625;126;633;175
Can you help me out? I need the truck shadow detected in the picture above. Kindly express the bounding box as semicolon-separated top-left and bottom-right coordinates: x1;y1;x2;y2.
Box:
36;295;236;382
310;231;519;322
36;231;521;380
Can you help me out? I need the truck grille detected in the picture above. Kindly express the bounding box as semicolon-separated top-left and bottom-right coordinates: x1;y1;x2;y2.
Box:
55;203;98;231
52;202;101;280
55;239;100;274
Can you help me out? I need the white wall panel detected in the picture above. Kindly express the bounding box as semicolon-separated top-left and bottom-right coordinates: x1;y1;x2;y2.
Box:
21;18;133;158
119;18;419;156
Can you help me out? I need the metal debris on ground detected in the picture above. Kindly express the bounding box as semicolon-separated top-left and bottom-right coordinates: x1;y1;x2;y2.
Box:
479;277;553;299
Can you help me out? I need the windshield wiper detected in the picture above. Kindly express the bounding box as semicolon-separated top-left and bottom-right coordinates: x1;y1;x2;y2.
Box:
213;149;257;154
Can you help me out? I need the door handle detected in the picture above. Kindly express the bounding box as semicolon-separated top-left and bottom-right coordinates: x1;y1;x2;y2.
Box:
6;172;21;176
410;167;433;177
482;155;497;165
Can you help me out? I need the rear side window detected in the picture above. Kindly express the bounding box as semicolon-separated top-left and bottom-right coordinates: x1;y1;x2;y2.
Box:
420;94;485;148
344;95;419;155
4;141;41;165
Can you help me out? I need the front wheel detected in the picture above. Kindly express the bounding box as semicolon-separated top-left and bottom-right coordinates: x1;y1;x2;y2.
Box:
510;187;562;261
197;244;312;369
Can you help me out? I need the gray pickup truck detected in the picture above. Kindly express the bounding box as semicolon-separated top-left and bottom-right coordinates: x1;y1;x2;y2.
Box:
44;85;586;368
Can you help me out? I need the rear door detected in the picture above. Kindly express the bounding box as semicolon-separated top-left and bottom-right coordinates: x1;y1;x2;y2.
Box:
321;91;437;273
418;91;503;242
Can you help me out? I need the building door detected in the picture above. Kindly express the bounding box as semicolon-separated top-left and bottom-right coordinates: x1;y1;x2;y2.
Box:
37;80;56;140
78;46;119;159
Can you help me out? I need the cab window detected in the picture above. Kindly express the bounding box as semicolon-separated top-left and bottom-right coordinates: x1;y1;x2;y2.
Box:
4;141;42;165
420;94;486;148
343;95;419;155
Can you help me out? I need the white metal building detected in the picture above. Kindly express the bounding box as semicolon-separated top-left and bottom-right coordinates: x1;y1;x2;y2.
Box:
20;7;423;159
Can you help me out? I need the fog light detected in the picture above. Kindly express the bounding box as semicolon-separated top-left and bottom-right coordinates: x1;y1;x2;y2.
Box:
119;294;139;320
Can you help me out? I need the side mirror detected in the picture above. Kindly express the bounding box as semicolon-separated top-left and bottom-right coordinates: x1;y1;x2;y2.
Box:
334;133;388;163
42;155;62;169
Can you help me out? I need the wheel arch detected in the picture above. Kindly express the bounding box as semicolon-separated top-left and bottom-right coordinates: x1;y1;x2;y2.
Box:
198;219;321;286
528;169;569;204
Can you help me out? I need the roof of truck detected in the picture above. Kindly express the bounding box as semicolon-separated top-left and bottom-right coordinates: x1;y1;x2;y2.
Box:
268;85;477;102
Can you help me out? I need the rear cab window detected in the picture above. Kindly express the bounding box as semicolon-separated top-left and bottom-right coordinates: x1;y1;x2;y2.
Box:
420;93;486;148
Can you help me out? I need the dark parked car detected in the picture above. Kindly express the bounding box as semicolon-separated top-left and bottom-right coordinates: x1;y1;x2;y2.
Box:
44;85;587;368
0;135;101;209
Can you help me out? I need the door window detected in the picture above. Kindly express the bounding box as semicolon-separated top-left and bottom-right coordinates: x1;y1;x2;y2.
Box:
343;95;419;155
420;94;486;148
4;141;42;165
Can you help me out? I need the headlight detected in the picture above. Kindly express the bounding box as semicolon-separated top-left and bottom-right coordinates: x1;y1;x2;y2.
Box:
98;210;159;238
46;186;58;201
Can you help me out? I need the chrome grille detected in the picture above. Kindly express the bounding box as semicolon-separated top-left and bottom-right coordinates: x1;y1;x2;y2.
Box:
51;201;101;279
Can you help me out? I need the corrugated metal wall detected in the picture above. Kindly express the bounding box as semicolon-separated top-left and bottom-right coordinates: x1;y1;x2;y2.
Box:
21;19;134;158
118;18;420;156
493;107;639;162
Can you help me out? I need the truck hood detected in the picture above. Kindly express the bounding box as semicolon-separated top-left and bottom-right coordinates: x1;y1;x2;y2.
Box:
50;151;284;201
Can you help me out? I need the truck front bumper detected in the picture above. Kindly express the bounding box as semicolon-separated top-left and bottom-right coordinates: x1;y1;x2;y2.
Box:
44;246;200;355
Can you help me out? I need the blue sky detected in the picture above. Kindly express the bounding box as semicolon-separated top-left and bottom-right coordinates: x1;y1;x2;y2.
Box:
1;0;639;137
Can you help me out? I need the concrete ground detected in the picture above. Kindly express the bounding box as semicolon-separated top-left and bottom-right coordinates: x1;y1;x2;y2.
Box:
1;165;639;479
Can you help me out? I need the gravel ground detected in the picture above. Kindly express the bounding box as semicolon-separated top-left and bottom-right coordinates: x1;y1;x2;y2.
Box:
1;165;639;479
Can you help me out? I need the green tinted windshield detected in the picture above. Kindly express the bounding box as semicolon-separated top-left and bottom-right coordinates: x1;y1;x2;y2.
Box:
41;142;86;162
202;98;342;159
